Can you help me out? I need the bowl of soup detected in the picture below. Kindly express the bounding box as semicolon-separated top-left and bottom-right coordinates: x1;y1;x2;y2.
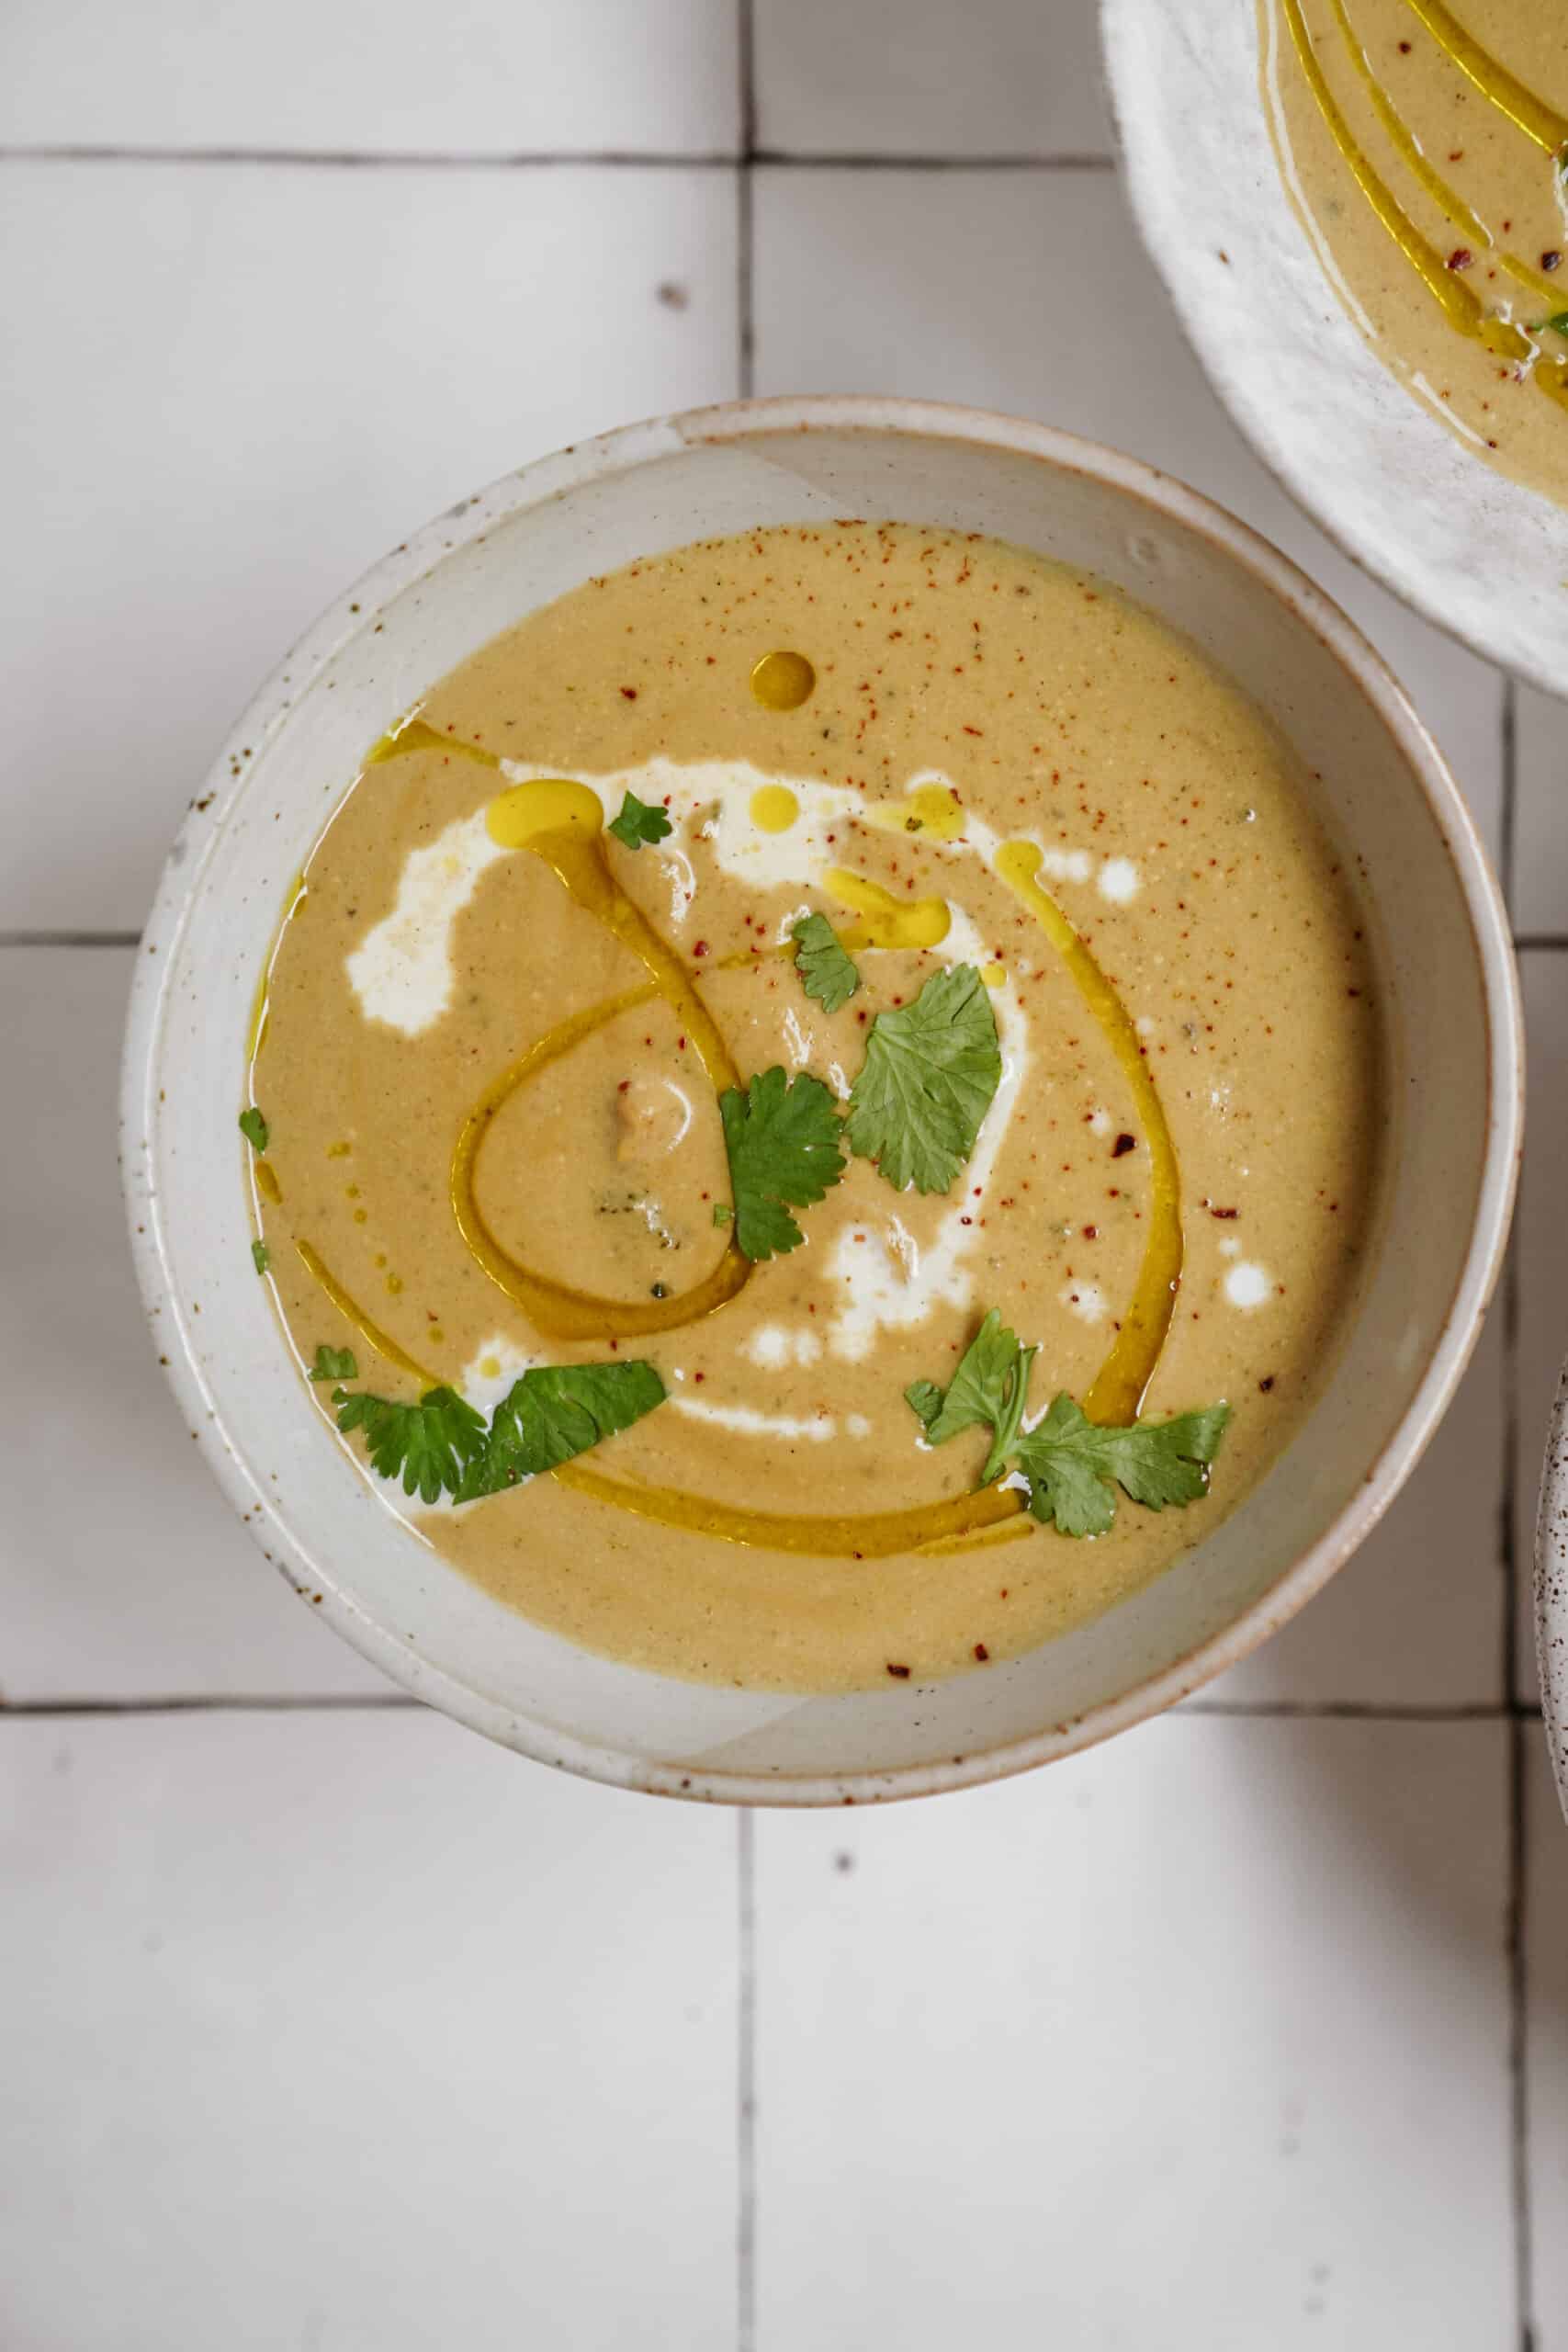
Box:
123;396;1520;1802
1102;0;1568;694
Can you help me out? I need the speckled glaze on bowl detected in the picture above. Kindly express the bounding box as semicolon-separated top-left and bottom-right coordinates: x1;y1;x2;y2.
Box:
1534;1371;1568;1821
1101;0;1568;697
122;395;1521;1804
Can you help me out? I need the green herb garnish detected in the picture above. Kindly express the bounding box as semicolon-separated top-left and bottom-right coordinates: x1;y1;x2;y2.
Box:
331;1360;666;1507
606;790;673;851
713;1202;733;1227
309;1344;358;1383
332;1385;488;1506
238;1106;269;1153
251;1239;270;1275
454;1361;667;1501
1530;310;1568;338
718;1066;847;1261
909;1309;1229;1538
847;964;1001;1195
791;912;860;1015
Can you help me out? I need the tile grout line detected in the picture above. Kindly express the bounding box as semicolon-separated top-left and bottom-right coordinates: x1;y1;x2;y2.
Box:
0;143;1115;173
737;0;756;401
1510;1716;1535;2352
0;930;142;948
0;1694;1545;1721
737;1808;757;2352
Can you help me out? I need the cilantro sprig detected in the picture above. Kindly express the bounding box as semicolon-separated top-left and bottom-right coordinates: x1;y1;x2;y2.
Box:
309;1344;358;1383
909;1309;1229;1539
718;1066;847;1261
791;913;860;1015
331;1359;666;1507
847;964;1001;1195
607;790;673;851
238;1106;269;1153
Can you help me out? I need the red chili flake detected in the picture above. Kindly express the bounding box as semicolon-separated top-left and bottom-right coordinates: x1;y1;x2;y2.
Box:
1398;36;1411;48
1446;248;1473;272
1110;1132;1136;1159
1210;1205;1239;1220
1259;1375;1276;1394
619;685;638;699
694;1372;705;1383
1544;251;1562;273
962;724;983;737
693;940;710;957
617;1080;630;1092
886;1662;911;1679
1084;1225;1099;1239
974;1644;990;1663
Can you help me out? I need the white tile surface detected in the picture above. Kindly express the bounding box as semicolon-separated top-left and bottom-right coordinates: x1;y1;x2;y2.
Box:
0;946;390;1699
1527;1730;1568;2351
1513;682;1568;941
756;1714;1511;2350
1515;950;1568;1707
0;1709;739;2352
1216;1318;1506;1708
0;0;739;156
753;0;1111;158
752;166;1506;862
0;158;738;930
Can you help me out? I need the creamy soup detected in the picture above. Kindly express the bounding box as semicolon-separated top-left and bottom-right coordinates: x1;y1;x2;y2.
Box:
245;523;1383;1693
1260;0;1568;504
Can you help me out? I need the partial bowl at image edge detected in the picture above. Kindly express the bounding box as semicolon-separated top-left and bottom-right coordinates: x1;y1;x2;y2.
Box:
120;395;1523;1804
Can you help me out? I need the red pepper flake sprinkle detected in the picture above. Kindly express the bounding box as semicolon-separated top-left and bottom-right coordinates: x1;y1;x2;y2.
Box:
619;685;638;700
886;1662;911;1679
1210;1205;1239;1220
1259;1375;1276;1394
974;1643;990;1663
693;940;710;957
1544;252;1562;273
1447;248;1473;272
1112;1133;1136;1158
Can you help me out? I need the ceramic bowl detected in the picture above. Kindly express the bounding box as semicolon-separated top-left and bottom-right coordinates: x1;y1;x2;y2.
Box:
1535;1374;1568;1820
123;395;1521;1804
1100;0;1568;695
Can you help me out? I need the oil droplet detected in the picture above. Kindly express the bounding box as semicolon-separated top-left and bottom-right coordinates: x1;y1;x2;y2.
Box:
750;784;800;833
870;782;969;842
386;1273;404;1296
825;867;950;952
344;1183;361;1200
428;1327;446;1346
254;1160;282;1204
750;650;816;710
487;778;604;848
980;962;1007;989
354;1209;368;1225
374;1252;388;1269
479;1354;502;1380
326;1139;353;1159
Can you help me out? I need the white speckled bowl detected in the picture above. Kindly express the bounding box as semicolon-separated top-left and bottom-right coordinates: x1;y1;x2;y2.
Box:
1101;0;1568;695
123;396;1521;1804
1535;1376;1568;1820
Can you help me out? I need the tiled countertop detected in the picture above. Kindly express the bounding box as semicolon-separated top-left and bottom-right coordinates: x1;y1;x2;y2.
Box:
0;2;1561;2344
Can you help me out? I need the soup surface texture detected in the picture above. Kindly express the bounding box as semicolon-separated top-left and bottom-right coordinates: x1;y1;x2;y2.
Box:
248;523;1383;1693
1260;0;1568;505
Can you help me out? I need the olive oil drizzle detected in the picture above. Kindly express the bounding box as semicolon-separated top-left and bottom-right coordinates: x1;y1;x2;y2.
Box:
1399;0;1568;153
286;726;1191;1557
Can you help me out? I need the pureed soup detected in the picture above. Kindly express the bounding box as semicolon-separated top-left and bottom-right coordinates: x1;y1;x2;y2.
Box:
244;523;1383;1694
1260;0;1568;507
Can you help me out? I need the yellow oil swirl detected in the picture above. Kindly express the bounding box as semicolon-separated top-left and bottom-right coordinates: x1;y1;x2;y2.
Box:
1273;0;1568;401
867;782;971;842
289;724;1189;1558
750;650;816;709
996;840;1182;1426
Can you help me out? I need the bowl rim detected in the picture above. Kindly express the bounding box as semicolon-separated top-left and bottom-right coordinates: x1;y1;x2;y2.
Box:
122;392;1524;1805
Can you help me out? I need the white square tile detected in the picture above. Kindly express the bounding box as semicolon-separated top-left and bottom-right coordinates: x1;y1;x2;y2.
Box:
1527;1728;1568;2350
752;167;1506;861
0;0;739;155
1515;950;1568;1707
1512;683;1568;942
1215;1317;1506;1708
0;1710;739;2350
0;158;738;930
0;945;391;1698
753;0;1111;158
756;1715;1512;2350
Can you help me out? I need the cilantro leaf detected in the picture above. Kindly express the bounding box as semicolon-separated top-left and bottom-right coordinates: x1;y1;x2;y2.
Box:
332;1384;489;1507
1531;311;1568;338
1011;1395;1231;1539
251;1239;270;1275
606;790;673;851
718;1066;847;1261
712;1202;733;1227
238;1106;269;1153
455;1360;666;1501
309;1343;358;1383
846;964;1001;1195
908;1307;1037;1480
791;913;860;1014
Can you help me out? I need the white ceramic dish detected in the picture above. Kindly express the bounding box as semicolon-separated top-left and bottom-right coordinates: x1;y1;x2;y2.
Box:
123;395;1522;1804
1535;1373;1568;1821
1101;0;1568;697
